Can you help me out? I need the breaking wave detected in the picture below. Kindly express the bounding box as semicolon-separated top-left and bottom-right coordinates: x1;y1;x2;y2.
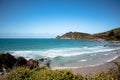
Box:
9;46;118;60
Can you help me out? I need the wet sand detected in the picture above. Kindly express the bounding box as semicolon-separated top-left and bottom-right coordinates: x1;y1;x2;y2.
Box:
71;56;120;76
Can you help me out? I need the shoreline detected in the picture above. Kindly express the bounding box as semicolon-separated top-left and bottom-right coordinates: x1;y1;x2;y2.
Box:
71;55;120;76
0;52;120;77
52;55;120;76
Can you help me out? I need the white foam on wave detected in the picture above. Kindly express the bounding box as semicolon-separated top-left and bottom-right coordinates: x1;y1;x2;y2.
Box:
103;53;110;56
91;54;97;56
52;63;105;70
52;66;79;70
10;46;119;59
106;56;119;62
78;59;87;62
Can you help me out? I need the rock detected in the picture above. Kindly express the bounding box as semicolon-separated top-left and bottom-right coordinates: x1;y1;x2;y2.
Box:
45;61;51;68
0;53;41;76
45;58;51;68
38;58;44;62
27;59;38;69
0;53;17;71
14;57;27;67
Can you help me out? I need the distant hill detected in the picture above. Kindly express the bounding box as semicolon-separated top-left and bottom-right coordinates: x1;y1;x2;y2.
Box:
56;32;91;40
56;27;120;41
93;27;120;41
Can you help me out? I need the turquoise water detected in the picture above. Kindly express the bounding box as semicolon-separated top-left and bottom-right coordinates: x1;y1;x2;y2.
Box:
0;39;106;51
0;39;120;68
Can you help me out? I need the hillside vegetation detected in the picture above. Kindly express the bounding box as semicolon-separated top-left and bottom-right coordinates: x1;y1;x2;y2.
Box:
56;32;91;40
93;27;120;41
0;67;80;80
56;27;120;41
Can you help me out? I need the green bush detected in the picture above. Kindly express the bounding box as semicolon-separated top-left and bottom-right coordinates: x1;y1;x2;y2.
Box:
0;67;80;80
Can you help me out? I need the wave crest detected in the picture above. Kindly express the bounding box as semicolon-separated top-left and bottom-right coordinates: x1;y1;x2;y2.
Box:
9;46;117;60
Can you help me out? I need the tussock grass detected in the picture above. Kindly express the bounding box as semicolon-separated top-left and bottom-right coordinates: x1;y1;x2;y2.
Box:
0;66;80;80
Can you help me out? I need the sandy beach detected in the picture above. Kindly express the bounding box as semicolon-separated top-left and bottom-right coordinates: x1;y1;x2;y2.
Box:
71;56;120;76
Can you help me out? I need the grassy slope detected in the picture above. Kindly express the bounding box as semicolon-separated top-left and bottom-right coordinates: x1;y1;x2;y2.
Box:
94;27;120;41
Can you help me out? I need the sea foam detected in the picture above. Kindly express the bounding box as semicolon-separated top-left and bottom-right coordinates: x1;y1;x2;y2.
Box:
10;46;118;60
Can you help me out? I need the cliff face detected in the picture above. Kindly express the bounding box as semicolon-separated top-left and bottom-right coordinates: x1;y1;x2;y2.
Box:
56;27;120;41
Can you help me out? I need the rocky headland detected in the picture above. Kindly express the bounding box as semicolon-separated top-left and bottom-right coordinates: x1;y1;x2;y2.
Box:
56;27;120;42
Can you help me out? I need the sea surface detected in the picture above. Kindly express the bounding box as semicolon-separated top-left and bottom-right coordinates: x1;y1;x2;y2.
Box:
0;38;120;69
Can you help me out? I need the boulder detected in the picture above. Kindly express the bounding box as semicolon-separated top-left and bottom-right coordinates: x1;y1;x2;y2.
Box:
38;58;44;62
45;58;51;68
27;59;38;69
14;57;27;67
0;53;17;71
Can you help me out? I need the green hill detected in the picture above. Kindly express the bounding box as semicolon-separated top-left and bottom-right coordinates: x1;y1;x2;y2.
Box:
93;27;120;41
56;32;91;40
56;27;120;41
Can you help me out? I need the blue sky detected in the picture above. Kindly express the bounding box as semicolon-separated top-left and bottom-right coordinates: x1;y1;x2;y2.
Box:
0;0;120;38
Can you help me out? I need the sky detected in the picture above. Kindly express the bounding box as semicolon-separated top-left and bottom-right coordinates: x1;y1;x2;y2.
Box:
0;0;120;38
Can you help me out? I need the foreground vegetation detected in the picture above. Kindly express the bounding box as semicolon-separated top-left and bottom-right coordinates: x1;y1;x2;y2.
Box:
0;67;80;80
1;60;120;80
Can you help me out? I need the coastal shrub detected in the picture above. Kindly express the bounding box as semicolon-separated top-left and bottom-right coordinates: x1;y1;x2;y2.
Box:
90;72;116;80
80;69;119;80
0;67;80;80
0;67;33;80
1;60;120;80
1;67;120;80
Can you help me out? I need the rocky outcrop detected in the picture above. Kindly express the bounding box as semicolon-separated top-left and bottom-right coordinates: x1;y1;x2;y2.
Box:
0;53;29;71
0;53;39;75
0;53;17;76
0;53;17;71
0;53;51;76
15;57;27;67
27;59;38;69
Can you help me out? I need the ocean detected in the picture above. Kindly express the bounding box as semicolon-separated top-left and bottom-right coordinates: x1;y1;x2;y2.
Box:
0;38;120;69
